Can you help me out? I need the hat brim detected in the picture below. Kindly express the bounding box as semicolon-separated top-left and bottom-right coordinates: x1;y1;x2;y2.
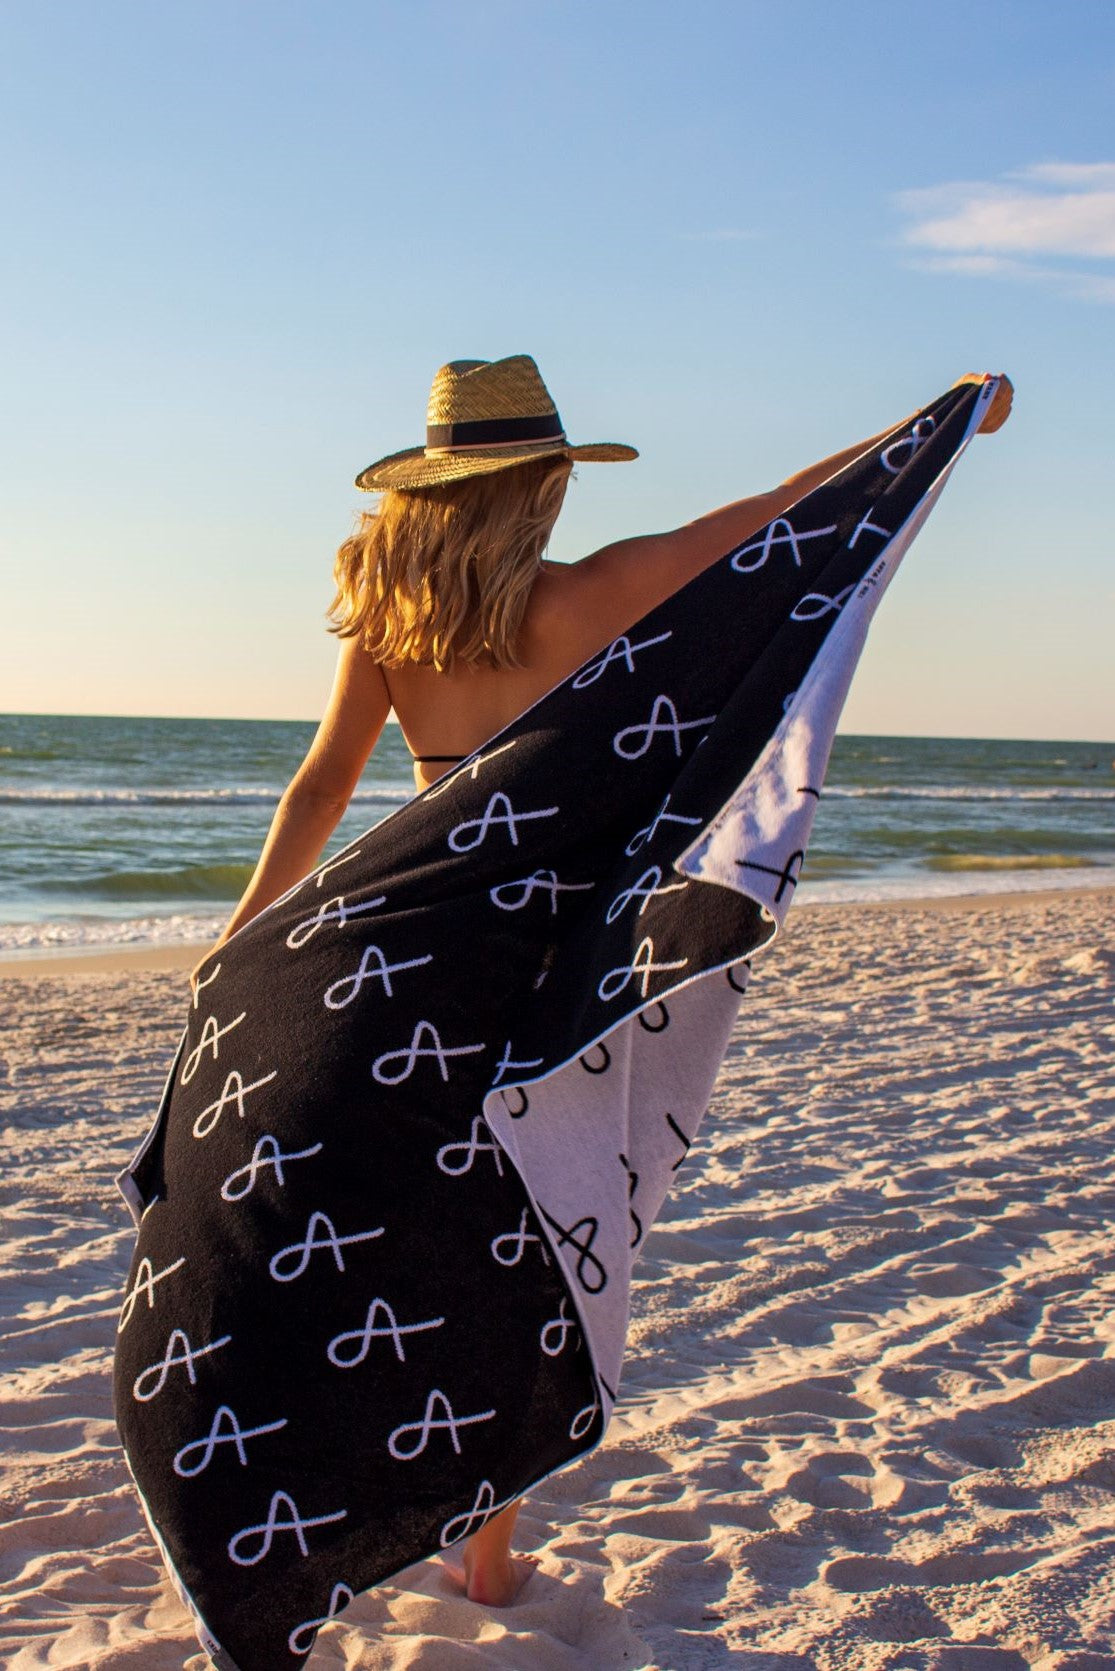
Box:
355;440;637;492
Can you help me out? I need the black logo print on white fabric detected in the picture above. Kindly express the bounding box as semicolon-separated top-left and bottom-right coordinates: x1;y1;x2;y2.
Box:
173;1404;288;1478
268;1212;385;1283
625;793;703;857
490;1208;551;1268
181;1012;247;1086
285;894;387;951
735;848;804;903
638;1001;670;1032
571;629;672;688
537;1206;607;1295
666;1113;692;1171
192;1069;278;1140
288;1583;355;1657
327;1299;445;1368
489;870;595;913
323;944;433;1009
220;1136;324;1202
613;695;717;761
580;1041;611;1074
227;1490;348;1567
117;1256;185;1332
447;792;559;853
132;1327;233;1402
387;1390;497;1461
436;1117;505;1177
619;1153;642;1248
372;1021;486;1085
605;865;688;923
728;516;839;574
598;936;688;1002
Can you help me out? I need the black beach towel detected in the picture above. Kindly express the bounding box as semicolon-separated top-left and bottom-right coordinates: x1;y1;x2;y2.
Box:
112;379;997;1670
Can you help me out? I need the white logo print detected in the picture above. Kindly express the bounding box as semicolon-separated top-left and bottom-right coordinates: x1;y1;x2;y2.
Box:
132;1326;233;1402
323;943;433;1009
491;1040;545;1086
327;1298;445;1368
436;1116;505;1177
192;1069;278;1139
881;414;935;474
288;1583;355;1656
269;1211;385;1282
191;963;221;1009
220;1135;323;1201
448;791;559;853
422;740;518;801
439;1479;520;1547
571;629;672;687
117;1255;185;1332
173;1403;288;1477
489;869;594;913
848;507;890;548
541;1297;576;1357
569;1397;601;1441
181;1011;247;1085
313;849;362;888
490;1207;550;1268
227;1490;347;1567
790;582;856;622
597;935;689;1002
613;695;717;760
605;864;688;923
286;893;386;950
387;1389;497;1461
625;793;703;856
728;516;839;574
373;1021;486;1085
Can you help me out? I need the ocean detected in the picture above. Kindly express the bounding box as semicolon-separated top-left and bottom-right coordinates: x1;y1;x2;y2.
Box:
2;714;1112;955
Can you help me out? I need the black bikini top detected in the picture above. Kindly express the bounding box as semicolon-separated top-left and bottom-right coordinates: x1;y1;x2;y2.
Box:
410;753;466;765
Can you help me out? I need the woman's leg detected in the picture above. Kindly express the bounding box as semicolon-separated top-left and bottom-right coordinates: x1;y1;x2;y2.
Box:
460;1498;536;1605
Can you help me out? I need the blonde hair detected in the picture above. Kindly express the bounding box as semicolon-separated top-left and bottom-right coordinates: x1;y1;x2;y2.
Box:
328;456;573;671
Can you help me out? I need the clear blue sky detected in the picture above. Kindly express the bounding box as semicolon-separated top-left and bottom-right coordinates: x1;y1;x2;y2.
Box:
2;1;1112;739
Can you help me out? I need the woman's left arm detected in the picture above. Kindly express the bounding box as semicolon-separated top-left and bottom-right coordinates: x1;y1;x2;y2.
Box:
191;638;391;983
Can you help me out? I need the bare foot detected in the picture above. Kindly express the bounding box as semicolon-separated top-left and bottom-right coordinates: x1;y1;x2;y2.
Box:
442;1550;539;1607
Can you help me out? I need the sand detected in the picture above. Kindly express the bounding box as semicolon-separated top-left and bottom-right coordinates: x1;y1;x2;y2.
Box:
1;889;1113;1670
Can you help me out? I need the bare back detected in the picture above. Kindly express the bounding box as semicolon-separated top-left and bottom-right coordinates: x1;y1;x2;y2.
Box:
381;535;722;789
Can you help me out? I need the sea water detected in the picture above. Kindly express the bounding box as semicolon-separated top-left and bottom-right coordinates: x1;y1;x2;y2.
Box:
1;714;1112;954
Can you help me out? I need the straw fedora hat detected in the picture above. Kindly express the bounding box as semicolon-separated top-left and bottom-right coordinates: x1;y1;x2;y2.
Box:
355;355;638;491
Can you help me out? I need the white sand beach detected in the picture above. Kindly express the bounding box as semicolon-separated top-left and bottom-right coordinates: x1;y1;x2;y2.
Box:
1;888;1112;1670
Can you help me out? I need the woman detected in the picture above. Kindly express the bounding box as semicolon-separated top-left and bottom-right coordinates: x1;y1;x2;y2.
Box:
192;353;1012;1610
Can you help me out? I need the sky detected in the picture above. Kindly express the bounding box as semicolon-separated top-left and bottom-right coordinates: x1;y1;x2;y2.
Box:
2;0;1113;740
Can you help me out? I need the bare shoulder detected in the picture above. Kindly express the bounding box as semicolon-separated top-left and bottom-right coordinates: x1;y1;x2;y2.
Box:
565;496;777;626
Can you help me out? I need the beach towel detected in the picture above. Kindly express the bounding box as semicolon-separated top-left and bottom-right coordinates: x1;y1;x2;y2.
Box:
112;377;998;1670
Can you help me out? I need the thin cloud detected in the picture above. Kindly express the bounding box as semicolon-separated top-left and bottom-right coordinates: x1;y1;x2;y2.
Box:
896;162;1115;301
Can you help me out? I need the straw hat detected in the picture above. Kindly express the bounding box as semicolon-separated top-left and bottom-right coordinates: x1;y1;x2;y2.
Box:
355;355;638;491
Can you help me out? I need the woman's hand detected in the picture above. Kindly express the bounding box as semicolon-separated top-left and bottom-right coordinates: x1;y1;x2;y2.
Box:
953;372;1014;433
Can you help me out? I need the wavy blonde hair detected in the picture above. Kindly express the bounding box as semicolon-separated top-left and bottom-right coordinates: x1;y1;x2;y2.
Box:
328;456;573;671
